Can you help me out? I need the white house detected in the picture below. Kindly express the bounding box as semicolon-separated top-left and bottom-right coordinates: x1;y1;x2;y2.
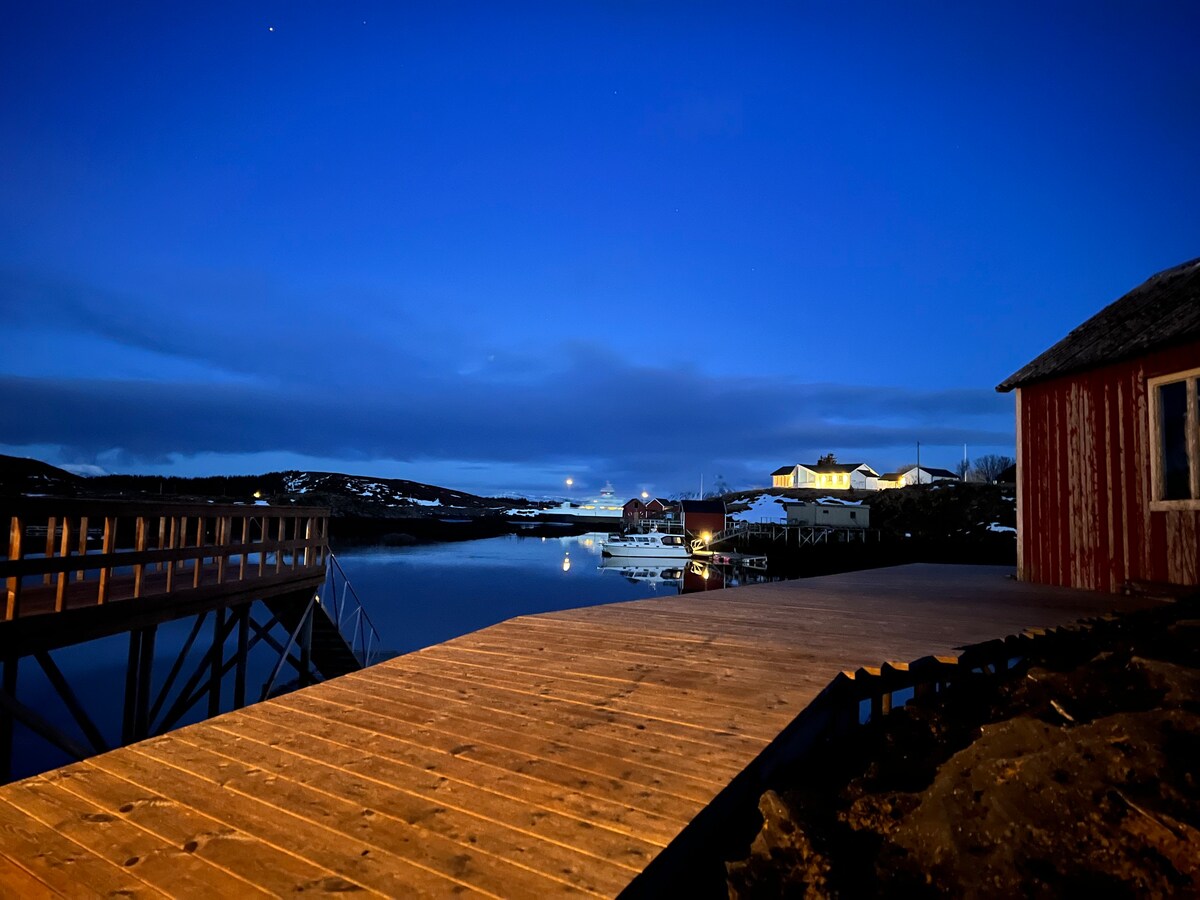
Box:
771;462;880;491
877;466;960;488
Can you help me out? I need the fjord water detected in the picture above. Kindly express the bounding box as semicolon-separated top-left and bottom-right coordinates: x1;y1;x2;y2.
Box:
331;531;690;657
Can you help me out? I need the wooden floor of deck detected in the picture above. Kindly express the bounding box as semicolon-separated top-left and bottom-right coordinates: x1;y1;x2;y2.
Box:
0;564;1162;897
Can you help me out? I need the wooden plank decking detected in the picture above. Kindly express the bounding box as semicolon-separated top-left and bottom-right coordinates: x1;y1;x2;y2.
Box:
0;564;1163;897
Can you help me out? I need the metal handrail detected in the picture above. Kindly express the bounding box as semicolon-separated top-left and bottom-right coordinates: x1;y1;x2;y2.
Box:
320;553;383;667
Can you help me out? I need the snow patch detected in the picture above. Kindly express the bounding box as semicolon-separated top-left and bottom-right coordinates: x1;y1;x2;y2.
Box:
987;523;1016;533
729;494;789;523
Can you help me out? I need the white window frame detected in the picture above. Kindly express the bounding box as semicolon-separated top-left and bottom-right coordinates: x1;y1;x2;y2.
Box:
1148;366;1200;511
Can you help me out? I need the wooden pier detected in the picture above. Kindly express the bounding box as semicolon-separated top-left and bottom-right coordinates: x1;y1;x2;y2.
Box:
1;499;373;779
0;564;1162;896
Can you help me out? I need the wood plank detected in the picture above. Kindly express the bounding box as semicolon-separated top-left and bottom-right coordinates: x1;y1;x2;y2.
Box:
0;794;157;898
52;762;345;896
277;690;722;805
308;678;736;788
224;701;691;842
1;773;255;896
148;725;618;896
92;743;495;897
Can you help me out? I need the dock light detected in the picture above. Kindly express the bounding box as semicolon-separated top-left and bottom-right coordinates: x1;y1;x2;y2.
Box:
701;531;712;544
253;491;262;499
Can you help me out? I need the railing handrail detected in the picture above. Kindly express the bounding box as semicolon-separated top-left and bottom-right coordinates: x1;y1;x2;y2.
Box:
4;503;330;621
322;552;383;667
2;497;330;519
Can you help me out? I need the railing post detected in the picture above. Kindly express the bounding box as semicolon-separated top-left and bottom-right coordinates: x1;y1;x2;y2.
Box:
55;518;72;612
238;515;249;581
156;516;167;573
96;515;117;605
215;516;227;585
75;515;88;582
6;516;23;621
276;517;285;574
133;517;147;598
42;516;57;586
193;516;204;588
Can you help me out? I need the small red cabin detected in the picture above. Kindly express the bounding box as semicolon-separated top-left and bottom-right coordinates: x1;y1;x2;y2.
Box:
622;498;649;525
644;498;677;517
997;257;1200;592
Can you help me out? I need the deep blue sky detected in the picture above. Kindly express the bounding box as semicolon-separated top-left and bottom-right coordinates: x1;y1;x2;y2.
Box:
3;3;1199;497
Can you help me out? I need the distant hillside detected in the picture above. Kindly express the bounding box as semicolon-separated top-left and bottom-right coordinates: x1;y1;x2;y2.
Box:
5;461;532;519
0;454;80;496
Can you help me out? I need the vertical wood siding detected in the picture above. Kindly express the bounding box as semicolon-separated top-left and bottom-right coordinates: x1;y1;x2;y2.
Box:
1016;339;1200;592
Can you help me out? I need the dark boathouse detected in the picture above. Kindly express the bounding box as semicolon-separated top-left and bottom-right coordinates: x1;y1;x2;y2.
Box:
998;256;1200;593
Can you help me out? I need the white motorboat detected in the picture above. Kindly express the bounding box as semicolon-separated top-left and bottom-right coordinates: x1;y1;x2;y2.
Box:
599;531;690;558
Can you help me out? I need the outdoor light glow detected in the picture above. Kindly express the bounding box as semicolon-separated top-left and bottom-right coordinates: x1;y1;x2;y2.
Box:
641;491;649;499
701;531;712;543
562;553;571;572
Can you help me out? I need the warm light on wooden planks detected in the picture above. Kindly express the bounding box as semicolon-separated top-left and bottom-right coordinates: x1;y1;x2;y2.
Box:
0;564;1161;897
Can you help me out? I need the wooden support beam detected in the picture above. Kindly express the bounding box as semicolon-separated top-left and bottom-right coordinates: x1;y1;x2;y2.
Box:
234;605;249;709
33;650;108;754
147;612;208;727
0;657;15;782
208;608;226;718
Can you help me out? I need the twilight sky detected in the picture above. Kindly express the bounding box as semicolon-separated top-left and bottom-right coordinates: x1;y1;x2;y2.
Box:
3;3;1199;498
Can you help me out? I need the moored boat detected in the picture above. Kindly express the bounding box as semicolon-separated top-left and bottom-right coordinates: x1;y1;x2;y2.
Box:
599;531;690;558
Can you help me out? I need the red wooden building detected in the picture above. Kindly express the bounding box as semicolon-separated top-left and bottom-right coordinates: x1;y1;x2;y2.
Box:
680;500;726;540
622;498;650;525
644;498;677;518
997;257;1200;593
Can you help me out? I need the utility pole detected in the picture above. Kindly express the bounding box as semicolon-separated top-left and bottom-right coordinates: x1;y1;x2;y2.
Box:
916;441;921;485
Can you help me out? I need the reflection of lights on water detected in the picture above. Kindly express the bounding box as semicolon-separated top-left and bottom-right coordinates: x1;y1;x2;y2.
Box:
582;538;594;548
562;552;571;572
700;566;710;580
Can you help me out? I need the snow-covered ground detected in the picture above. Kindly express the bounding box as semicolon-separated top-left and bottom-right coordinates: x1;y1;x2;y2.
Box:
729;494;790;523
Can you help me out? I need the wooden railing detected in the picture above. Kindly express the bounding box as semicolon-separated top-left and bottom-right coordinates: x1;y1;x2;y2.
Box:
2;499;329;621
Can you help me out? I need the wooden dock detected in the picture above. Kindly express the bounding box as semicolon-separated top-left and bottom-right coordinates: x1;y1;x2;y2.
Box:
0;564;1162;897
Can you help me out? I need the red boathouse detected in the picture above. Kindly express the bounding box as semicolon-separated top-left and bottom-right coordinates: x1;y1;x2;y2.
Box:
997;256;1200;593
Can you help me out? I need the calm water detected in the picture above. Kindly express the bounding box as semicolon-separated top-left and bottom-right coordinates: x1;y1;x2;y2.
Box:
333;531;736;657
9;530;756;780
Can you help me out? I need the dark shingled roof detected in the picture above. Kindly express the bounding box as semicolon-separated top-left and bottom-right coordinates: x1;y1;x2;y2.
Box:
771;465;796;476
680;500;726;514
804;462;869;474
919;467;960;479
997;256;1200;392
